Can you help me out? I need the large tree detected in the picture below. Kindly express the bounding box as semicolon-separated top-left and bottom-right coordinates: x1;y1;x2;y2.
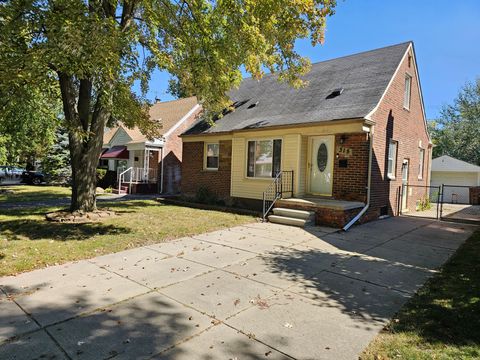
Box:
430;79;480;166
0;0;336;212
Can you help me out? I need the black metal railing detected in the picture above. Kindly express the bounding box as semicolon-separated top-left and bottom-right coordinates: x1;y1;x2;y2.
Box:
262;170;294;221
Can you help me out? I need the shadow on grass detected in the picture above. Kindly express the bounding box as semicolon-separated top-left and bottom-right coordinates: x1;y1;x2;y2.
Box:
0;219;130;241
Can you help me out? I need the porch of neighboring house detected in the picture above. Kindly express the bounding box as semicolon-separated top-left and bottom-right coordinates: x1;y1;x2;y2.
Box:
100;145;162;194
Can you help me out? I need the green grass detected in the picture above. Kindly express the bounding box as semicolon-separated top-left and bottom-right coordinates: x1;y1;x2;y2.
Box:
0;185;72;203
0;200;256;276
361;230;480;360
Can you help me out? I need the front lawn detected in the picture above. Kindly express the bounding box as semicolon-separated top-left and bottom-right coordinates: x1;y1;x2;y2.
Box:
361;230;480;360
0;185;71;203
0;200;256;276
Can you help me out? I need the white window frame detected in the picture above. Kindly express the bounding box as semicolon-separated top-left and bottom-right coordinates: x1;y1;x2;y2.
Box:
418;147;425;180
204;142;219;170
404;74;412;110
387;140;398;179
246;138;282;179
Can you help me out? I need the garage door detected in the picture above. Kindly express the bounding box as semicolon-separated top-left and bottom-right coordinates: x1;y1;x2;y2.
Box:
432;171;478;204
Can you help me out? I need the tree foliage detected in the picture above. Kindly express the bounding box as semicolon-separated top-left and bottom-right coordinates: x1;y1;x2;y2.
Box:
0;86;60;166
0;0;336;211
430;79;480;166
42;127;71;183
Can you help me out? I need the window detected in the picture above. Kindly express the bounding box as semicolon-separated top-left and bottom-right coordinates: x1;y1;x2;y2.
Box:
247;139;282;178
418;148;425;179
205;143;219;170
387;140;398;179
404;74;412;110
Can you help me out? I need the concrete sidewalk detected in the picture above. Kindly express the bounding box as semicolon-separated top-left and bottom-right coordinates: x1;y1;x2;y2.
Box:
0;217;477;359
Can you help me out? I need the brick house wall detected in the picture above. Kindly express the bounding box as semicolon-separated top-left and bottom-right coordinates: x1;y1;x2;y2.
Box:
332;133;369;203
160;107;202;194
369;47;431;218
181;140;232;202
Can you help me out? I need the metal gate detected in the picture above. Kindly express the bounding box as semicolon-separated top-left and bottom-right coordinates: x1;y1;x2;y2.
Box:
399;184;480;224
399;184;441;219
439;184;480;224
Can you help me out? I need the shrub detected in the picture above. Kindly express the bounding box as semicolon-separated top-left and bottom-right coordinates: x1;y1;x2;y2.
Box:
417;195;432;211
195;186;218;205
96;168;107;181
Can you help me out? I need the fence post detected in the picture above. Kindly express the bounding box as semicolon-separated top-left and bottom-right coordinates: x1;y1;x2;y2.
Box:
436;185;440;220
440;184;444;219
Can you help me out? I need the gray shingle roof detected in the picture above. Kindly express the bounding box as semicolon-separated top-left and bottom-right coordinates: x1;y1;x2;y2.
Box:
184;42;411;135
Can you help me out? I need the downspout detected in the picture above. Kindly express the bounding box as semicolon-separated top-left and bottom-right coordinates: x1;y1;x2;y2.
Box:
159;145;164;194
343;129;374;231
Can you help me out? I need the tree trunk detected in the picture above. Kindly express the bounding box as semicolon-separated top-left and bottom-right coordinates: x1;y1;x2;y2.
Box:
69;137;102;212
58;72;111;213
68;108;109;212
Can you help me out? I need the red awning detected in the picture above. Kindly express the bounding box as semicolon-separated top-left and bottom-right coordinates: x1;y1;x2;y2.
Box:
101;146;129;159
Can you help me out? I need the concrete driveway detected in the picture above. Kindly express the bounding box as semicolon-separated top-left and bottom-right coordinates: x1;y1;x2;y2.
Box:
0;217;477;360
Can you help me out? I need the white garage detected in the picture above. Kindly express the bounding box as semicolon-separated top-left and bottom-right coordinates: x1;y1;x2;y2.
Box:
431;155;480;204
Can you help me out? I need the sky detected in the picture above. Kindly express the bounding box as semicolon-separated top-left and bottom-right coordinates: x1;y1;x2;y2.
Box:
139;0;480;120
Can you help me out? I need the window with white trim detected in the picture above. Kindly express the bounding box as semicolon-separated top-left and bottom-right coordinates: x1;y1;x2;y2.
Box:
418;148;425;179
404;74;412;110
387;140;398;179
247;139;282;178
205;143;219;170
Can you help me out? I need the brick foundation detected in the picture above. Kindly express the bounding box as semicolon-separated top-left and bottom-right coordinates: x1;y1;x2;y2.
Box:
276;200;362;228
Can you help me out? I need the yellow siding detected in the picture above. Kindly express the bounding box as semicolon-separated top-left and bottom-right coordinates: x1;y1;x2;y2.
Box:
230;121;365;200
298;136;308;196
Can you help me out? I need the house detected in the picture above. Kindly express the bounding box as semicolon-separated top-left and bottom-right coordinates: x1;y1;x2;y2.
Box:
180;42;432;227
100;96;200;194
431;155;480;205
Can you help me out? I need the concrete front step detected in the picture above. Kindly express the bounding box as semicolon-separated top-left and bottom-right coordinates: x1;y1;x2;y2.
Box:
268;215;309;228
272;207;314;220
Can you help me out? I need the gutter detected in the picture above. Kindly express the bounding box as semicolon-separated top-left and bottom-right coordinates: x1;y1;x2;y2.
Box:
343;129;374;231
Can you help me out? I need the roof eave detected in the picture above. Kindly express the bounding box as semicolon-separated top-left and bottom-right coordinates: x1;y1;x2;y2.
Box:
181;117;369;137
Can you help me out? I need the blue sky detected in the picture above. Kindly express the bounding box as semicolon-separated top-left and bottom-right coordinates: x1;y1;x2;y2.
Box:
140;0;480;119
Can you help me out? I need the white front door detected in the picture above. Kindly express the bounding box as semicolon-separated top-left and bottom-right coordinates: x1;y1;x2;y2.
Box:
309;136;334;195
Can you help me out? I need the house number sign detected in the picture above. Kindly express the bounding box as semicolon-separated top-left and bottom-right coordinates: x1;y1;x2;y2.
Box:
336;146;353;158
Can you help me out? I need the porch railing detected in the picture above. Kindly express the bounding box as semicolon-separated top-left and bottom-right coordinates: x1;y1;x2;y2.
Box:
117;167;158;193
262;170;294;221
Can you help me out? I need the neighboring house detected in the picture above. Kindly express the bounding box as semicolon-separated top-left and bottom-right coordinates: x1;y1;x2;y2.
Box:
101;96;200;194
431;155;480;204
180;42;432;227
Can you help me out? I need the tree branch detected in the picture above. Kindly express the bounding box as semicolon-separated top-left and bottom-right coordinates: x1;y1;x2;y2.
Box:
57;72;78;126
